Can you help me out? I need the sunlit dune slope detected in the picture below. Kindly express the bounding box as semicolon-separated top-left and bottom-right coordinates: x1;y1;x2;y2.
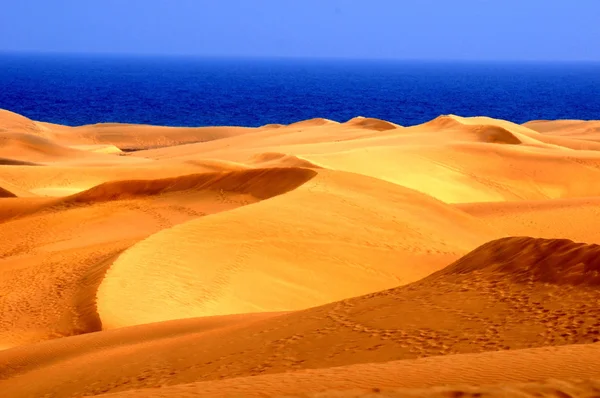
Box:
69;144;124;154
525;119;600;141
87;344;600;398
0;109;52;138
456;196;600;244
288;117;340;127
0;108;257;151
0;162;222;197
128;118;397;161
97;169;495;329
0;179;37;197
58;123;255;151
127;114;600;203
0;132;107;162
0;169;309;348
1;237;600;397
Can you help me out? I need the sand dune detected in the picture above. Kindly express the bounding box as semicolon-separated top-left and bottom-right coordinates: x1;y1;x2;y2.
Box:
88;344;600;397
1;236;600;397
96;169;494;329
525;119;600;141
0;132;98;162
0;109;52;138
0;169;303;348
248;152;323;168
456;196;600;244
288;118;340;127
343;116;400;131
2;109;600;397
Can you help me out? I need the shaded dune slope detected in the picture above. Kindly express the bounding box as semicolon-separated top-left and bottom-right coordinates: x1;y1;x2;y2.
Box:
429;236;600;285
0;168;316;222
91;344;600;398
0;157;41;166
0;186;17;198
63;167;318;204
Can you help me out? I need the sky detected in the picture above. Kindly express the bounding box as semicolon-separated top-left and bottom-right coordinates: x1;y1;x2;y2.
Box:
1;0;599;61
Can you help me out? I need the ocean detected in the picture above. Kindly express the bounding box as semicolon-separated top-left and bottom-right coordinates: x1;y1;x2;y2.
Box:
1;53;599;127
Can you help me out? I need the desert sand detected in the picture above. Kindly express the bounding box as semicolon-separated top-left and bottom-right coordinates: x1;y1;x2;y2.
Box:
1;108;600;397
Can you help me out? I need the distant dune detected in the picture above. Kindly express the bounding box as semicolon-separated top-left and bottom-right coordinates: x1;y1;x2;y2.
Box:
343;116;400;131
2;108;600;397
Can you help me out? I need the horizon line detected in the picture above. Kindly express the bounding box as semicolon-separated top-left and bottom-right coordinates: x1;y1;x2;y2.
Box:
1;49;600;64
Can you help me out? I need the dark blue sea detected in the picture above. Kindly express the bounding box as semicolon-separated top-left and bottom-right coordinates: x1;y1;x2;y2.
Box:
1;53;599;127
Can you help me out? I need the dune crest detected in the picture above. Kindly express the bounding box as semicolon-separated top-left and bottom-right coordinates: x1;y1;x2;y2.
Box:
0;109;50;137
248;152;324;168
62;167;318;205
344;117;400;131
433;236;600;285
288;118;340;127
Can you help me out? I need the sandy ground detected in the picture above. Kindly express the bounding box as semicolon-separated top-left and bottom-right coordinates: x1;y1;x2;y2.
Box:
1;109;600;397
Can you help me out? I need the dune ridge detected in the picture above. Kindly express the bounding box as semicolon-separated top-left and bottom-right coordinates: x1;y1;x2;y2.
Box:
431;236;600;285
63;167;318;205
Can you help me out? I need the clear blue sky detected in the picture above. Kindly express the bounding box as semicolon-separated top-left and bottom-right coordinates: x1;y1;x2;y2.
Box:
1;0;599;61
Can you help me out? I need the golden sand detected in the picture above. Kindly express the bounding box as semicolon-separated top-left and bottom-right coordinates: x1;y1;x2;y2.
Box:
1;109;600;397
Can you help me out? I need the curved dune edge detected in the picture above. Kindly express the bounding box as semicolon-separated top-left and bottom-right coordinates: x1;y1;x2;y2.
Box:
89;343;600;398
181;158;251;172
62;167;319;205
344;116;401;131
0;177;284;349
288;118;340;127
95;169;495;329
0;109;51;137
0;168;317;222
247;152;324;169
